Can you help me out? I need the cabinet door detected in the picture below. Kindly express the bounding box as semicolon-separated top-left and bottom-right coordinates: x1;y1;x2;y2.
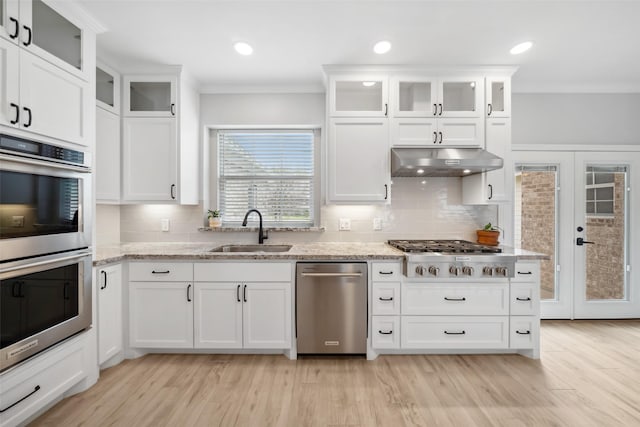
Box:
328;118;389;202
486;77;511;118
194;283;243;349
438;118;484;147
129;281;193;348
95;107;120;202
390;117;437;146
19;49;90;145
0;0;20;44
19;0;91;82
484;119;509;200
437;77;483;118
123;75;177;117
97;264;122;365
329;74;388;117
391;76;437;118
96;61;120;115
122;117;178;202
0;37;19;127
243;283;291;349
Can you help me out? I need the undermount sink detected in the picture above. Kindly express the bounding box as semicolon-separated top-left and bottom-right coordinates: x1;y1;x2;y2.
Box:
209;244;292;253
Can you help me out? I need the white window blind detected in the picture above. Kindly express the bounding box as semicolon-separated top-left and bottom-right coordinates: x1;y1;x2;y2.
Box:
218;130;315;226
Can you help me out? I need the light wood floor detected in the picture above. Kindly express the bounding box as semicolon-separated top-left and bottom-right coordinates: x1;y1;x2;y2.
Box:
32;320;640;427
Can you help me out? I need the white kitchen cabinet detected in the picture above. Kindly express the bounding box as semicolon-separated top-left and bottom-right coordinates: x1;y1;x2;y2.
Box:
123;74;177;117
390;76;437;118
129;281;194;348
194;282;243;349
329;74;388;117
96;61;120;115
95;106;120;202
243;282;291;349
328;118;389;202
0;1;20;43
372;282;401;315
509;262;540;353
437;77;483;118
401;316;509;349
0;37;19;126
462;118;510;204
390;117;483;147
97;264;122;365
402;282;509;316
371;316;400;349
485;77;511;118
122;117;178;202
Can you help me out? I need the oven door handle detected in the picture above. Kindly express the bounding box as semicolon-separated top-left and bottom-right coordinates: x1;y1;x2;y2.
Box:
0;250;92;275
0;153;91;173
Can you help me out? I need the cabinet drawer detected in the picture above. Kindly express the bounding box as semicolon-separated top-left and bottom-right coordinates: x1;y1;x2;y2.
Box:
372;282;400;315
371;263;401;281
402;283;509;315
401;316;508;349
511;283;539;316
129;262;193;282
510;316;539;349
372;316;400;349
511;262;540;283
194;262;291;282
0;336;86;426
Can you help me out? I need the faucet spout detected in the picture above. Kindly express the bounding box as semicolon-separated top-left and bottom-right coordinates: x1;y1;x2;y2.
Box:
242;209;268;244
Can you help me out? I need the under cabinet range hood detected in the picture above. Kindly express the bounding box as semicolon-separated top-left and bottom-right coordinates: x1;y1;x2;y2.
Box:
390;147;504;177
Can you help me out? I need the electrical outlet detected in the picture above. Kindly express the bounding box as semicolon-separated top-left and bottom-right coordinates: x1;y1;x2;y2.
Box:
12;216;24;227
373;217;382;230
339;218;351;231
161;219;170;232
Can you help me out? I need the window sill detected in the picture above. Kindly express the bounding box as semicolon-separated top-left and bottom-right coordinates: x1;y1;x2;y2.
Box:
198;226;325;233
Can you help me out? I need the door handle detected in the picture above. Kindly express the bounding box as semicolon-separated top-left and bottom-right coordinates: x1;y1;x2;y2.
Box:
236;284;241;302
8;17;19;39
516;297;531;301
23;107;32;128
170;103;176;116
444;330;465;335
187;284;192;302
384;103;388;116
243;284;247;302
444;297;466;301
10;103;19;124
22;25;32;47
433;131;437;144
0;385;40;413
378;297;394;301
438;103;443;116
438;131;443;144
170;184;176;200
488;184;493;200
100;270;107;290
432;103;437;116
576;237;595;246
378;330;393;335
384;184;388;200
487;103;493;116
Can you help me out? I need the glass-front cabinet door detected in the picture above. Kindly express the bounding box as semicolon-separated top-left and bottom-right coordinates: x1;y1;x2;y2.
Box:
0;0;19;43
437;77;483;118
329;75;388;117
123;75;177;117
96;62;120;115
391;76;436;117
19;0;90;81
486;77;511;118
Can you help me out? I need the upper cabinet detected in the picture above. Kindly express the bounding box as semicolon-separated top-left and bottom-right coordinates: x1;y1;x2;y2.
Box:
123;75;177;117
96;61;120;115
391;76;436;117
1;0;93;82
329;74;388;117
485;77;511;118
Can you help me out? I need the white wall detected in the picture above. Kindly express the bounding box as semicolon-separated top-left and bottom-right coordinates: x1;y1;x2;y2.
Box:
512;93;640;145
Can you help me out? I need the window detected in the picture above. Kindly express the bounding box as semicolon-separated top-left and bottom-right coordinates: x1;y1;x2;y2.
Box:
218;130;316;226
585;166;622;217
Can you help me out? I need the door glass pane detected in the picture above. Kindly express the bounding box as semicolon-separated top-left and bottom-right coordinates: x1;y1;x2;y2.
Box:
584;166;627;300
335;81;382;112
491;82;505;112
96;67;114;107
32;0;82;70
130;81;172;112
399;82;431;112
442;81;476;112
515;166;557;300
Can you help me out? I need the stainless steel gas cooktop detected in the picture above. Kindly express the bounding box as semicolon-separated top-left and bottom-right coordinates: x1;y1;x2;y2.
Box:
387;239;502;254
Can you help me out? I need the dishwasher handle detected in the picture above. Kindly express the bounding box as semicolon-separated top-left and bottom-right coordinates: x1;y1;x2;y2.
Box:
300;272;363;278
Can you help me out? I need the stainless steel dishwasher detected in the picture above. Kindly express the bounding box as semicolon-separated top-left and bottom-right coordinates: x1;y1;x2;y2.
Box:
296;262;367;354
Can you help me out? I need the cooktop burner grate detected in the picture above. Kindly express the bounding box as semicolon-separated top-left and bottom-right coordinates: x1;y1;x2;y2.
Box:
388;239;502;254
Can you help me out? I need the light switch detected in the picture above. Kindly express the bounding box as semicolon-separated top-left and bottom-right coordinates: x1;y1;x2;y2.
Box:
339;218;351;231
161;219;170;232
12;216;24;227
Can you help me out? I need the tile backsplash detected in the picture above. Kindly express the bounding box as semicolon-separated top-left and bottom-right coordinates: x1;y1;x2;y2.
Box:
104;178;496;245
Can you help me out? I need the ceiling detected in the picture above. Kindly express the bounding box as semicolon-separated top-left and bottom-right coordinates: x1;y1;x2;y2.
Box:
79;0;640;93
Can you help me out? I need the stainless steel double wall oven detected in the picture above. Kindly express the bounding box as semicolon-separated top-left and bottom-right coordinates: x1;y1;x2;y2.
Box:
0;133;92;372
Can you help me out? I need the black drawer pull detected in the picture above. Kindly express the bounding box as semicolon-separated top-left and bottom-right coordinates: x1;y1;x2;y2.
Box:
378;297;394;301
516;330;531;335
187;284;192;302
517;271;533;275
0;385;40;413
100;270;107;290
22;25;32;46
10;103;19;124
378;330;393;335
516;297;531;301
444;297;466;301
23;107;32;128
444;330;465;335
9;17;19;39
151;270;170;274
236;284;241;302
378;271;394;275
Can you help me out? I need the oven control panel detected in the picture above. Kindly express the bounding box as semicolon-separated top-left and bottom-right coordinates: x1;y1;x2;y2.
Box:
405;260;516;279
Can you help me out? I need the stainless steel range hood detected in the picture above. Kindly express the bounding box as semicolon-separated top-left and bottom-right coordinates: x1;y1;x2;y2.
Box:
390;147;503;177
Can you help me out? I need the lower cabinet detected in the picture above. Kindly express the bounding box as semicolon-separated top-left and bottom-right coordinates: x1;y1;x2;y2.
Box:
371;316;400;349
97;264;123;364
401;315;509;349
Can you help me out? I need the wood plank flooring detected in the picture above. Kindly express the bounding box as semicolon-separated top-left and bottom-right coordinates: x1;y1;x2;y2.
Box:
31;320;640;427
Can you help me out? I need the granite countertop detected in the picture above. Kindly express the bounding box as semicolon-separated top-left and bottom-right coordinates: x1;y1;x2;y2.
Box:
94;242;406;266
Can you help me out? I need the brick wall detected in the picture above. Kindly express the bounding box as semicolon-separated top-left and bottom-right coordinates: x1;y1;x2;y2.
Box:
585;174;625;299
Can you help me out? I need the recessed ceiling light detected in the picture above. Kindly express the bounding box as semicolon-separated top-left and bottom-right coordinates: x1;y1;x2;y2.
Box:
373;40;391;54
463;169;471;174
510;41;533;55
234;42;253;56
417;169;425;174
362;81;376;87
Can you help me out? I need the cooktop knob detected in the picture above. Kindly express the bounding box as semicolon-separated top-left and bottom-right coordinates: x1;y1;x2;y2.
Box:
428;266;440;277
462;266;474;276
495;266;508;277
415;266;427;276
449;266;461;276
482;266;494;276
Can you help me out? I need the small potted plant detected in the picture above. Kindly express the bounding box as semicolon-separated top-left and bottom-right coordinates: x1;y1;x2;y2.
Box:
477;222;501;246
207;209;222;228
